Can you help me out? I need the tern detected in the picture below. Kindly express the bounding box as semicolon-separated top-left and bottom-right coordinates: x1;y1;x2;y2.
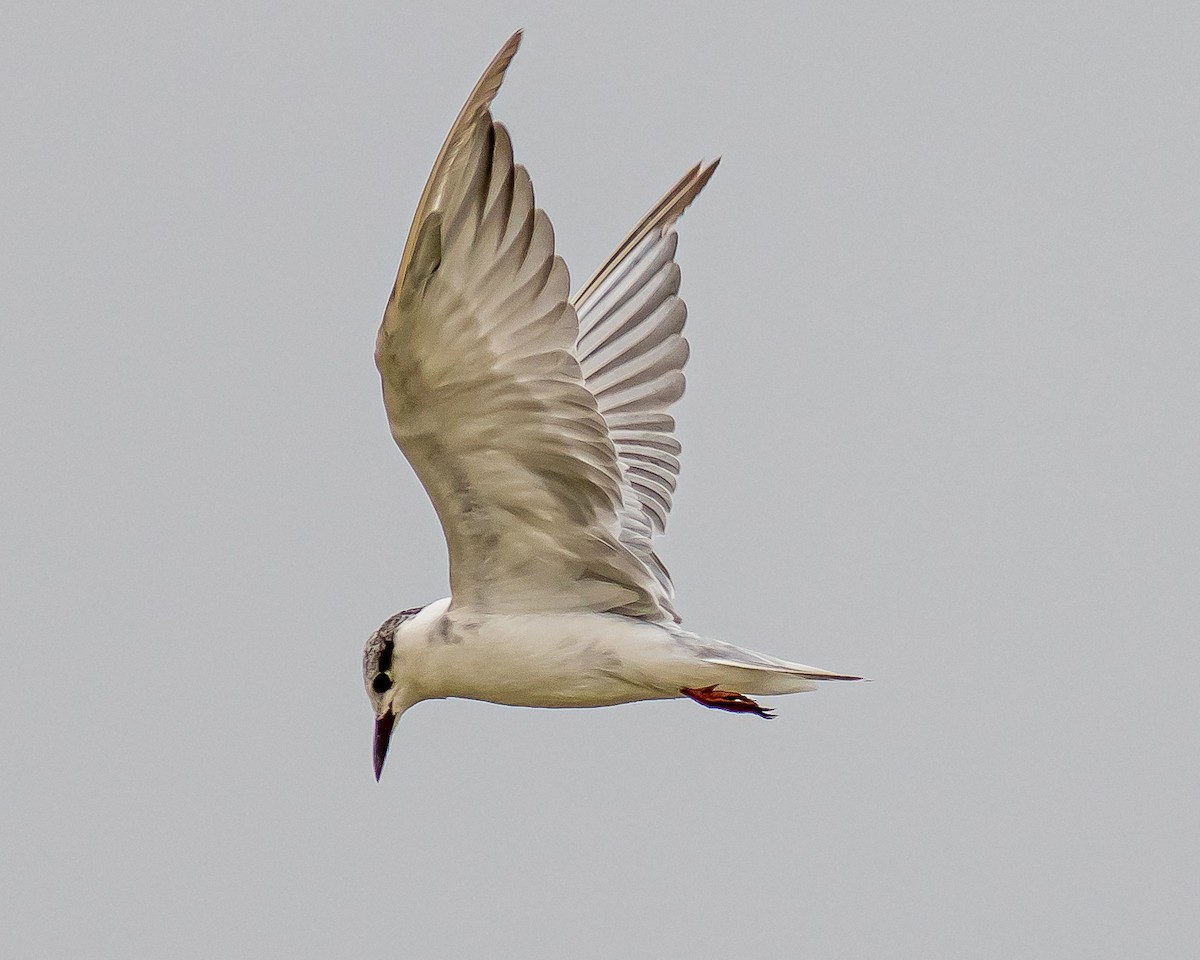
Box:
364;31;862;779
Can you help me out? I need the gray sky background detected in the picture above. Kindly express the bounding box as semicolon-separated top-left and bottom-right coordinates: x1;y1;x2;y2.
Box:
3;2;1197;957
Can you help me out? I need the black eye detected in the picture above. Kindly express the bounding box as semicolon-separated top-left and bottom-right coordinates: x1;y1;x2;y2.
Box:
372;673;393;694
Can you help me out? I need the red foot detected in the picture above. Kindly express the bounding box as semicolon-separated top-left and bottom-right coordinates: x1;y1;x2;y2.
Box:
680;685;775;719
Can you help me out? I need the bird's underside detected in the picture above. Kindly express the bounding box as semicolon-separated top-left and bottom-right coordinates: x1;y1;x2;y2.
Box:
362;32;862;777
364;602;860;760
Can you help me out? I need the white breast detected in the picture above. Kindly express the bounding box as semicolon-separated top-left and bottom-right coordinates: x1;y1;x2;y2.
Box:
403;605;688;708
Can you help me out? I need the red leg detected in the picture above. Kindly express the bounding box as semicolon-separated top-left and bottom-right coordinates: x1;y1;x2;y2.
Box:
680;684;775;719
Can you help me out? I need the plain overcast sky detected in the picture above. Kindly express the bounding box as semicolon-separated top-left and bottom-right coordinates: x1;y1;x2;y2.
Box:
3;2;1197;957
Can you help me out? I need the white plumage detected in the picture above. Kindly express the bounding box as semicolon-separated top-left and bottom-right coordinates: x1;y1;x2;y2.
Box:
364;32;861;779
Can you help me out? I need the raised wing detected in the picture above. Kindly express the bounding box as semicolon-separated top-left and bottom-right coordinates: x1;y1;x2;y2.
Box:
573;162;718;619
376;33;671;620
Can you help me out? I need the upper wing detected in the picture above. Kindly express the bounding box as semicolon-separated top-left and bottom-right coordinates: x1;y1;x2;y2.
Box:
572;162;718;618
376;33;671;620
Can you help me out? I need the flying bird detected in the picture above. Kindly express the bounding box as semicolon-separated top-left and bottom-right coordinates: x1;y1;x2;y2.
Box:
365;31;861;779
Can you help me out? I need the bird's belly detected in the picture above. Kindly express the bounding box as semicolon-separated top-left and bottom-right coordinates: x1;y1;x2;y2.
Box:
414;611;682;708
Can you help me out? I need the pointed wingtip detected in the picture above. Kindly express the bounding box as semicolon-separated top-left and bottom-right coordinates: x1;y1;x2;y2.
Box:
571;157;720;308
467;30;523;118
682;157;720;216
493;29;523;75
391;30;524;296
649;157;720;240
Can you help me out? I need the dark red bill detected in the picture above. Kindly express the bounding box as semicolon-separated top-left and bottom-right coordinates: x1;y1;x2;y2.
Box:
373;710;396;781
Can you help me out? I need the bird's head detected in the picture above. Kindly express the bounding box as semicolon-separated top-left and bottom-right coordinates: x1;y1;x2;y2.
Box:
362;608;424;781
